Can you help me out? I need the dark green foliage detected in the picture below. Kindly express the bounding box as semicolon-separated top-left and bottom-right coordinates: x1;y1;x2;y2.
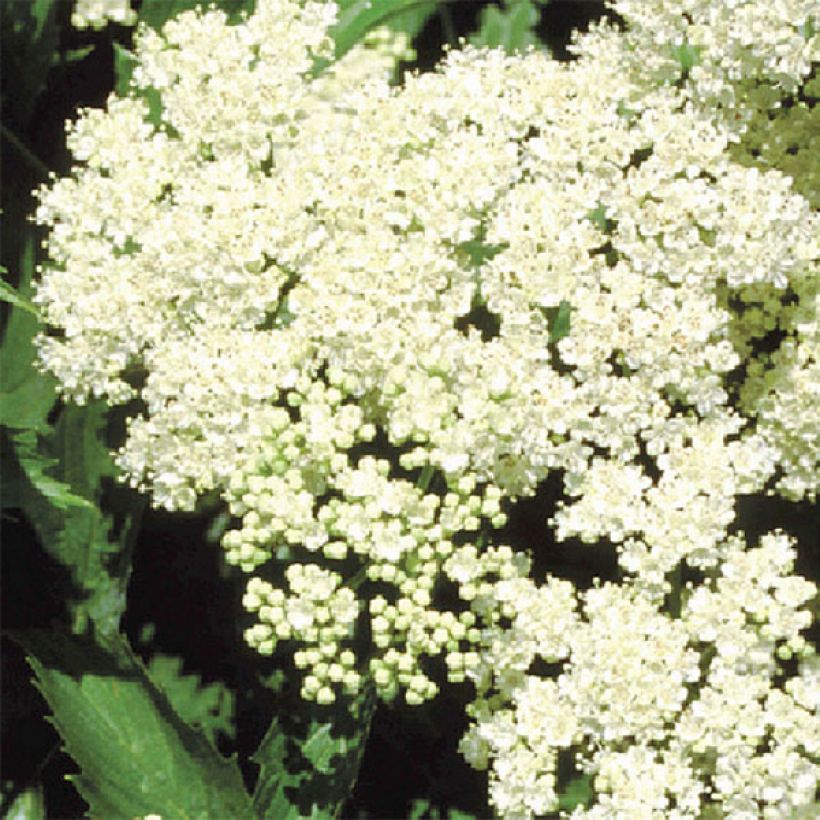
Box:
252;684;377;818
0;149;139;637
0;240;56;432
5;428;94;512
332;0;438;59
0;275;40;318
557;774;593;811
587;203;610;233
137;0;255;31
457;238;508;270
146;653;236;745
673;41;702;73
539;299;572;344
470;0;543;54
0;0;61;126
15;629;254;820
2;387;140;636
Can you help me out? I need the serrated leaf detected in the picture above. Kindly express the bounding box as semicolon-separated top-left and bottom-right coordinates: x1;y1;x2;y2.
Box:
252;683;376;819
12;629;254;820
51;400;116;494
9;429;94;511
9;400;142;636
332;0;437;59
146;653;236;744
470;0;541;54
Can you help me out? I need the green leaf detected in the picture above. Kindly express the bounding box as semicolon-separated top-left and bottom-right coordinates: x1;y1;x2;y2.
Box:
134;0;201;31
377;1;437;43
0;377;58;432
7;429;94;511
456;238;507;269
0;277;40;318
2;784;45;820
52;46;96;66
544;299;571;343
470;0;542;54
49;400;116;496
6;400;144;636
113;42;136;96
0;234;58;430
331;0;437;59
136;0;254;32
12;629;254;820
146;653;236;745
587;203;609;233
252;683;376;819
673;41;701;73
408;798;436;819
558;773;593;811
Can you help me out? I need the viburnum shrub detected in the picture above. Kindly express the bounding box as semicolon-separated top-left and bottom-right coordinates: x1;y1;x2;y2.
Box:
5;0;817;816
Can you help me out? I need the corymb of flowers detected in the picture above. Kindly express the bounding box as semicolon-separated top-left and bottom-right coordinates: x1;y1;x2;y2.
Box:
33;0;818;816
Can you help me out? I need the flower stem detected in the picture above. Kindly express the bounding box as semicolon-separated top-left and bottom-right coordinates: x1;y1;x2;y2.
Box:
1;123;50;179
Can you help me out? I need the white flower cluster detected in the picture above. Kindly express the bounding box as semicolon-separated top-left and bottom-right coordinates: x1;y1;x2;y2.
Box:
464;534;818;818
243;566;361;704
33;0;817;815
72;0;136;30
604;0;818;109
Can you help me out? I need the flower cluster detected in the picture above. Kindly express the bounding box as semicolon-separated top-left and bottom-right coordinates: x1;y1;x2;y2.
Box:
463;534;818;818
33;0;817;815
72;0;136;30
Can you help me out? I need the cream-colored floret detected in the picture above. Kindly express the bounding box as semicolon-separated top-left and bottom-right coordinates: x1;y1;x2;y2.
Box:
72;0;135;30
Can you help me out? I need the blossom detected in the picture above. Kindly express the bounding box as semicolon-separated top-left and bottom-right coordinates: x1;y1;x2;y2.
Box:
33;0;817;814
72;0;136;30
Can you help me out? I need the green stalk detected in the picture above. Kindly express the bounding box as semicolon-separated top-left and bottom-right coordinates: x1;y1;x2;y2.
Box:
666;561;683;618
1;123;50;180
417;461;435;492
